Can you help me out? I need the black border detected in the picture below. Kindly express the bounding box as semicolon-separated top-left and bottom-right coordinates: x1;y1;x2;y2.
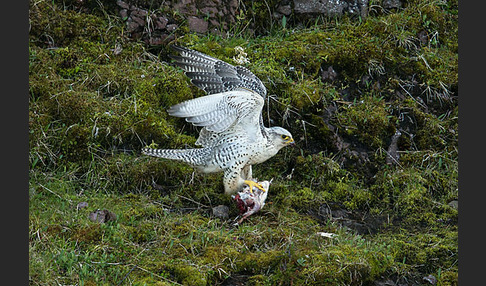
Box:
458;1;481;285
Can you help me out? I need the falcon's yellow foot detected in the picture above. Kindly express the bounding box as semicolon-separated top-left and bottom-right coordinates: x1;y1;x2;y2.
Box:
244;180;266;193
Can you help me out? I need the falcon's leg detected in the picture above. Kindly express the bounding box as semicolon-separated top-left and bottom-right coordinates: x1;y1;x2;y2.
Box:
241;165;252;180
223;168;244;195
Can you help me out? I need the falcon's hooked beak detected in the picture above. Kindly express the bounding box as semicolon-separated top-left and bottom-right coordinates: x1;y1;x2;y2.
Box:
287;138;295;145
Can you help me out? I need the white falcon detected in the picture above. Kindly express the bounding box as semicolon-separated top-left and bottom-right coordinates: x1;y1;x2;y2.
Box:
142;45;294;195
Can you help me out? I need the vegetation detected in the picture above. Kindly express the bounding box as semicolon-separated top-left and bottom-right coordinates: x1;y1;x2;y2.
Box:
29;0;458;285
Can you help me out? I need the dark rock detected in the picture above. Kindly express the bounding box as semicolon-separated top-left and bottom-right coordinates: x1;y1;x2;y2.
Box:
116;0;129;10
166;24;178;32
293;0;368;18
119;9;128;20
187;16;208;34
294;0;346;16
417;29;429;46
127;18;140;33
374;279;397;286
276;5;292;16
155;16;168;30
222;274;249;286
149;37;163;46
130;7;148;18
172;0;197;15
318;204;350;220
200;6;218;18
120;0;240;42
209;19;220;28
321;65;338;82
382;0;402;9
131;15;146;27
318;204;331;218
127;20;140;33
131;31;143;39
228;0;238;15
148;33;173;45
331;208;351;219
212;205;229;219
348;0;368;17
386;130;402;165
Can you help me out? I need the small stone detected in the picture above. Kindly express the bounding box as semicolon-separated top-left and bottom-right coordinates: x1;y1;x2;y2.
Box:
386;130;402;165
130;7;148;18
166;24;178;32
448;200;458;210
119;9;128;20
417;29;429;46
200;7;218;18
116;0;129;10
155;16;168;30
88;209;117;223
382;0;402;10
149;35;169;46
321;65;338;82
212;205;229;219
423;274;437;285
76;201;88;210
127;20;140;32
276;5;292;16
131;15;146;26
187;16;208;34
318;204;332;219
209;19;221;28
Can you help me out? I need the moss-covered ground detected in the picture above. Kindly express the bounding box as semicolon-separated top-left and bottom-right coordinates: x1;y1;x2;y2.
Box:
29;0;458;285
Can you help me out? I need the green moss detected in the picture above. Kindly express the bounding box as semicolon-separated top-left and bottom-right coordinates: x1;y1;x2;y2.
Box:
247;274;267;286
337;94;395;148
237;249;284;273
172;264;207;286
384;228;457;276
372;165;457;228
287;79;322;110
72;224;103;244
437;270;458;286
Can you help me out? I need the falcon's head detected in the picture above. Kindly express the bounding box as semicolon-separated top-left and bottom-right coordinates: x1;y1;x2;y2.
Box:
268;127;294;149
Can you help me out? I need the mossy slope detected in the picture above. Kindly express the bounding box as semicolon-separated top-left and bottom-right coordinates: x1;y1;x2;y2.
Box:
29;0;457;285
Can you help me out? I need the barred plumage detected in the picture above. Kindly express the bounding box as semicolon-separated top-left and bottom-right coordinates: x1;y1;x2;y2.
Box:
169;45;267;98
143;46;294;195
141;147;211;167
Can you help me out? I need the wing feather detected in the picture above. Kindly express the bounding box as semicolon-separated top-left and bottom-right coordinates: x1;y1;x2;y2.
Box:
167;89;263;133
169;45;267;97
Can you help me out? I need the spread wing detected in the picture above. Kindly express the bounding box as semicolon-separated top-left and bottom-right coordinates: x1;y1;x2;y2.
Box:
167;88;264;135
169;45;267;98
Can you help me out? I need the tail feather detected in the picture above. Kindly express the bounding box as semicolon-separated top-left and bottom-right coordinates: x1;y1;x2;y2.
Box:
142;147;210;166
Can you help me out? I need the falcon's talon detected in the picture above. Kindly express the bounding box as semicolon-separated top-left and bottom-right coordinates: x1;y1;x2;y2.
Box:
244;180;266;193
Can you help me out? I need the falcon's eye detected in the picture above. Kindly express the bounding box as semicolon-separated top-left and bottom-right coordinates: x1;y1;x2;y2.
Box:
281;135;289;140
